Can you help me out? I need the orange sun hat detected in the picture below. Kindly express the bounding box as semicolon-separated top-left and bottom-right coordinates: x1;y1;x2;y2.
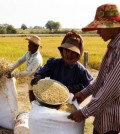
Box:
82;3;120;32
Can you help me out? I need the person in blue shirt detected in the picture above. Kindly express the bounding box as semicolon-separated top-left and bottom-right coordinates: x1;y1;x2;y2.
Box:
30;31;93;101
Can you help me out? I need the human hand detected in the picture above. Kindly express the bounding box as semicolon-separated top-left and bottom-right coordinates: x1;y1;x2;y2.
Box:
72;92;86;104
31;76;40;86
67;110;85;122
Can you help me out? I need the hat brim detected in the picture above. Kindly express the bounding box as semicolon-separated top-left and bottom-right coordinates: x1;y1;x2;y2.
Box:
26;37;42;46
26;37;32;42
58;43;80;55
82;20;120;32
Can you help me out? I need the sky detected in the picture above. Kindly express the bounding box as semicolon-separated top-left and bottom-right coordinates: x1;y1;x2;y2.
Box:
0;0;119;29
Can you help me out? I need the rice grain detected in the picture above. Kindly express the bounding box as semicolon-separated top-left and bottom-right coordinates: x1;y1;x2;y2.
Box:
33;79;69;105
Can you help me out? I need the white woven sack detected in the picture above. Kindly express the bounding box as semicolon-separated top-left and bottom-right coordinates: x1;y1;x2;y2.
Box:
14;112;29;134
29;101;85;134
0;78;18;129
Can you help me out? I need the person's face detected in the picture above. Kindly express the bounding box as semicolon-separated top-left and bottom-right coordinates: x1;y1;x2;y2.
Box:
62;48;80;65
97;28;119;41
28;41;38;53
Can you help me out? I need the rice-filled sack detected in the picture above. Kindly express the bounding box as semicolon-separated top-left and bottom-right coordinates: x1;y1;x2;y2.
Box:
29;101;84;134
14;112;29;134
0;58;18;129
29;79;85;134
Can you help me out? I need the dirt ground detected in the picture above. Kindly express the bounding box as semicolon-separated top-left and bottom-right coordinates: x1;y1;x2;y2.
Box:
0;69;98;134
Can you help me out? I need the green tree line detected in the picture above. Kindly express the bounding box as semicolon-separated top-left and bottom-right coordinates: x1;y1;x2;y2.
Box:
0;20;97;34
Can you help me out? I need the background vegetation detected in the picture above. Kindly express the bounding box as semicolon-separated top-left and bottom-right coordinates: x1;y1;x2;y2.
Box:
0;36;108;71
0;22;97;34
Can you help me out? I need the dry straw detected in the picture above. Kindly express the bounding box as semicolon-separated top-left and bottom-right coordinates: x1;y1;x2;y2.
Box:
0;58;10;91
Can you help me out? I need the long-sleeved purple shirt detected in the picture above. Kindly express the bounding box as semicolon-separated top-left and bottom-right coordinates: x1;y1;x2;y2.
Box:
81;33;120;133
35;58;93;94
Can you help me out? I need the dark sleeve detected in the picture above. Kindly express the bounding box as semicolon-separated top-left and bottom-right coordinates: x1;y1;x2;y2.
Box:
34;58;55;78
29;90;36;103
81;69;93;87
68;69;93;94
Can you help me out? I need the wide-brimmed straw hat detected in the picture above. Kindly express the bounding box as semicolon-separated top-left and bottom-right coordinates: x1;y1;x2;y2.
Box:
58;37;81;55
26;35;42;46
82;3;120;32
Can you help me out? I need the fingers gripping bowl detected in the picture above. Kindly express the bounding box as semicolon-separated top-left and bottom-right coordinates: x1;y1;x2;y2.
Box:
32;79;70;106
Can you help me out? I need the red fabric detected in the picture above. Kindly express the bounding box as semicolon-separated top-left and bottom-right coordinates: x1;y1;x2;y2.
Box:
95;16;120;21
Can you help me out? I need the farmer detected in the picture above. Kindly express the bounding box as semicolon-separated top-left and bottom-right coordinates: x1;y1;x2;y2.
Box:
8;35;43;91
68;3;120;134
30;31;93;102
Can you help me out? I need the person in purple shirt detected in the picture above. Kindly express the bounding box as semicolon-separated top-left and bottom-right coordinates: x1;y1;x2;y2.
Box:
68;4;120;134
29;31;93;101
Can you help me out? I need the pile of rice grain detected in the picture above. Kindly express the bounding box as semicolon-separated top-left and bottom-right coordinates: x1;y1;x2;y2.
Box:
33;79;69;105
0;58;10;91
58;103;77;113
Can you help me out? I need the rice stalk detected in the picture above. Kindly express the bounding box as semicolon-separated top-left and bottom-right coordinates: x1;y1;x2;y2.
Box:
0;58;11;91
